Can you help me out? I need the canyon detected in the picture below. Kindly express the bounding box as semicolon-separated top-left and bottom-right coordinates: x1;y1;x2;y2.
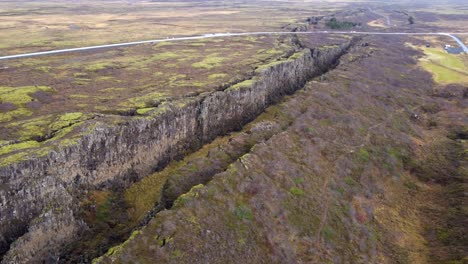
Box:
0;36;356;263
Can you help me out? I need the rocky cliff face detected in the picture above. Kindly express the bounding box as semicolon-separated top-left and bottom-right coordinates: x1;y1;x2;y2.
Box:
0;38;355;263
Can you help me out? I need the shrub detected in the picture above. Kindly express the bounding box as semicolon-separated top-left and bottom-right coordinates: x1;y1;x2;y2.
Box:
289;187;305;196
326;18;357;29
357;148;370;162
234;205;253;221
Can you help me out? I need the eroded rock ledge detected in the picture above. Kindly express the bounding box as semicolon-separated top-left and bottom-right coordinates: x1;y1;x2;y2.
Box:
0;37;356;263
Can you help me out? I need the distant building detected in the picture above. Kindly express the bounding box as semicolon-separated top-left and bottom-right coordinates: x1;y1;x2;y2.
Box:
444;44;463;54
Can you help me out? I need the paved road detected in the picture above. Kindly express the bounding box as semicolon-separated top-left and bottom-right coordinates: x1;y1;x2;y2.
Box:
0;31;467;61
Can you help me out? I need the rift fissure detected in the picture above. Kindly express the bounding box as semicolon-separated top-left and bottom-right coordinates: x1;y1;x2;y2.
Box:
0;37;357;263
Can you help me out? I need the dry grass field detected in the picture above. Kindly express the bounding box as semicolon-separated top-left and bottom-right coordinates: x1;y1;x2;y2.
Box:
0;0;349;54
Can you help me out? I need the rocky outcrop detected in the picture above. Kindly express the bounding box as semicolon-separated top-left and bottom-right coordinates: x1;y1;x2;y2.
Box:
0;38;356;263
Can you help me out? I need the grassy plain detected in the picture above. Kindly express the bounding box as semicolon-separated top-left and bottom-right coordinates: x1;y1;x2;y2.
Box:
406;40;468;85
0;0;349;54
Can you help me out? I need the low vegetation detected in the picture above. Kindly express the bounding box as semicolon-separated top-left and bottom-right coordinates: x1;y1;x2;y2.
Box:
417;46;468;84
325;17;358;29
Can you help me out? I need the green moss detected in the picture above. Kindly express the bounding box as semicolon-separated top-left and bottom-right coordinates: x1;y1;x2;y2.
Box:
403;181;419;190
170;249;184;260
173;184;204;208
322;225;336;241
96;196;112;223
293;177;305;184
189;43;205;47
0;141;40;155
49;112;84;131
344;176;356;186
169;74;187;81
229;79;255;90
136;108;155;115
0;143;55;167
357;147;370;162
288;50;306;60
319;119;332;126
156;235;173;247
51;122;83;141
289;187;305;196
60;112;84;121
73;72;88;78
38;66;51;73
153;42;172;48
152;52;180;60
245;36;259;43
0;86;54;122
208;73;228;79
256;49;282;60
85;62;114;72
305;127;315;134
234;205;253;221
98;230;142;260
255;60;285;73
121;92;168;108
388;147;402;160
0;152;29;167
170;80;207;87
72;79;91;86
96;76;114;82
192;54;225;69
6;115;54;141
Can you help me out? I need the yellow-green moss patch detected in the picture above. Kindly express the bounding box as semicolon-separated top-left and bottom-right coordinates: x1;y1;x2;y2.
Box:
152;52;180;60
122;92;168;108
0;141;40;155
229;79;256;90
85;62;115;72
192;53;225;69
49;112;84;131
208;73;228;79
136;107;155;115
0;86;54;122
